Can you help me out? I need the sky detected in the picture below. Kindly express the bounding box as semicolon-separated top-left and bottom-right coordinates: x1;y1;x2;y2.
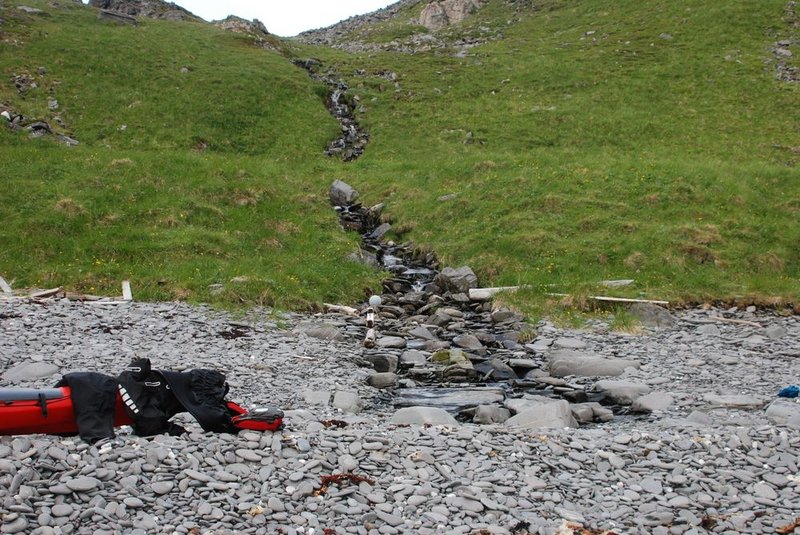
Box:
168;1;400;37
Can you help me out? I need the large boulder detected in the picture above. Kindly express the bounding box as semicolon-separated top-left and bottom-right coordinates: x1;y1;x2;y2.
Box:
627;303;676;329
631;392;674;412
329;179;359;206
366;372;398;389
548;350;641;378
89;0;201;21
391;406;459;426
473;405;511;424
703;393;767;409
474;359;518;381
333;391;362;413
2;361;60;382
435;266;478;293
765;400;800;428
292;322;344;341
592;380;651;405
505;396;578;428
419;0;484;31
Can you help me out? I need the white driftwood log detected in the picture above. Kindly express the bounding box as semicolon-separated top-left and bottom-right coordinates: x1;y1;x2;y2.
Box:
30;287;63;299
547;293;669;306
122;280;133;301
0;277;12;295
323;303;359;315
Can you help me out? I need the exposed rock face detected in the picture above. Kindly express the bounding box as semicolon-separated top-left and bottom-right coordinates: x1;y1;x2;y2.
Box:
88;0;202;22
214;16;269;36
214;16;277;50
418;0;484;31
295;0;513;54
297;0;420;45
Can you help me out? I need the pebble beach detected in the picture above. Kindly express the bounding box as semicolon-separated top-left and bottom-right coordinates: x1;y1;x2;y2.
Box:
1;299;799;535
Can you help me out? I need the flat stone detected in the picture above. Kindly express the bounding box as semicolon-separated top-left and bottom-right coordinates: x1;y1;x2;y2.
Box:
452;334;484;351
553;337;587;350
400;350;428;366
151;481;174;495
292;322;344;341
473;405;511;424
333;391;362;413
408;326;438;341
366;372;397;389
377;335;406;349
765;325;787;339
505;396;577;428
631;392;674;412
51;504;73;518
696;324;720;336
640;477;663;495
549;351;640;377
183;469;212;482
766;400;800;427
0;516;29;534
2;361;60;381
474;358;517;380
703;394;766;409
753;482;777;500
303;390;331;406
593;380;651;405
65;477;100;492
390;406;459;426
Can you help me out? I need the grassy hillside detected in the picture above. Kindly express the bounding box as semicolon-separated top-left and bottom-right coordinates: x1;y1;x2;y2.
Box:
1;0;798;313
294;0;800;309
0;1;380;307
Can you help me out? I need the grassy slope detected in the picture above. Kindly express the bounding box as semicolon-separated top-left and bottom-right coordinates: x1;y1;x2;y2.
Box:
0;0;798;313
302;0;800;309
0;1;380;307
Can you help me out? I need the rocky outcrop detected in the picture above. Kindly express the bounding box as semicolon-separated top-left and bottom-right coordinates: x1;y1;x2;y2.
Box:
88;0;202;22
215;15;268;35
214;16;277;50
296;0;420;45
295;0;507;55
418;0;483;31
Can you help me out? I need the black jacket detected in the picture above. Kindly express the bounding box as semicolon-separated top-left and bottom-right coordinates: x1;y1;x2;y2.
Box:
58;358;235;441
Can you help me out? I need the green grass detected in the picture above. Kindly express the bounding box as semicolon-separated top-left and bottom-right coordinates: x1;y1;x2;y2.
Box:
1;0;798;313
0;2;380;307
302;0;800;310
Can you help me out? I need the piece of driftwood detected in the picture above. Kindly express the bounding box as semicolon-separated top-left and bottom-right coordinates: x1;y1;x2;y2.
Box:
0;277;12;295
547;293;669;306
122;280;133;301
323;303;359;315
589;296;669;306
468;286;523;301
30;287;64;299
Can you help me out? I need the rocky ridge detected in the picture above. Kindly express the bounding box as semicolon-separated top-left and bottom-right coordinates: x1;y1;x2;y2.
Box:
87;0;202;22
295;0;530;55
